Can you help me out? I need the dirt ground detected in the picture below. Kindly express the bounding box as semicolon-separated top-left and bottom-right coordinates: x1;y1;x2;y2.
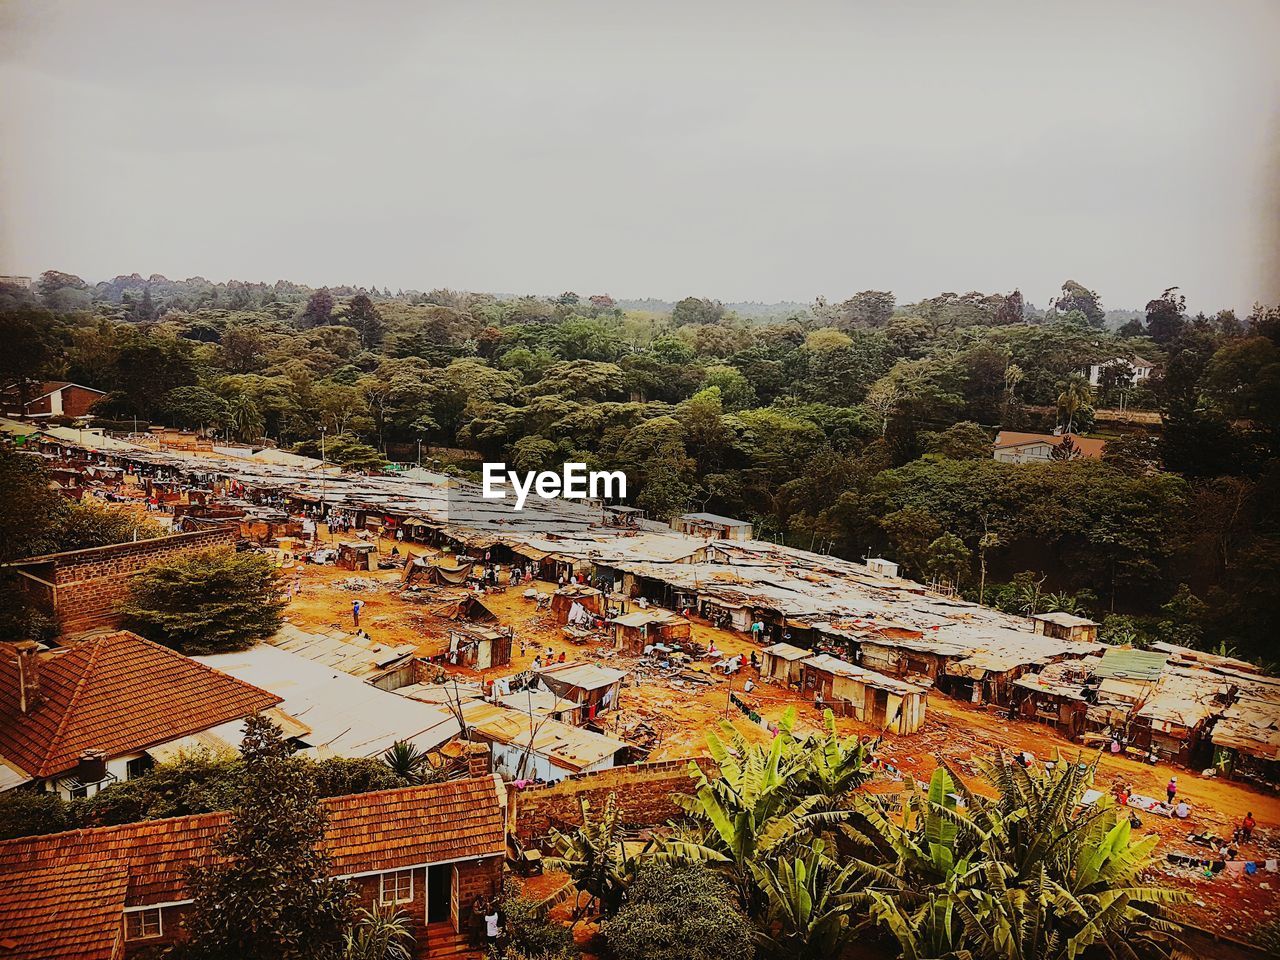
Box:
278;534;1280;940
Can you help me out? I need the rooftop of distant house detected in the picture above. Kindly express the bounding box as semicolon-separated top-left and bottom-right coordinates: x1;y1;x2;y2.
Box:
677;512;753;527
1030;611;1100;629
993;431;1107;458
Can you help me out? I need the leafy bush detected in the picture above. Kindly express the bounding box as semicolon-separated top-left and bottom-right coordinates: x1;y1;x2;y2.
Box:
495;877;576;960
0;752;409;839
0;790;75;841
121;546;285;654
603;863;754;960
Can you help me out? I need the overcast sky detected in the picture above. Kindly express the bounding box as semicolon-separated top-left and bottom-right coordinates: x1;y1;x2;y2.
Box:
2;0;1278;312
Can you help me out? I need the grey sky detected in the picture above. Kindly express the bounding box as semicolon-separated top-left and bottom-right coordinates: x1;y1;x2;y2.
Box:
2;0;1277;312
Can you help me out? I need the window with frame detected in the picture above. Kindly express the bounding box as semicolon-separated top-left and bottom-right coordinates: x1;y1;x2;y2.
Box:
126;908;162;940
380;869;414;904
126;756;153;781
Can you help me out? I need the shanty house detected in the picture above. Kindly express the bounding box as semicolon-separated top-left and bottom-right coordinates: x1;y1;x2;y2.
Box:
448;624;513;671
760;641;810;688
697;594;753;632
551;584;603;624
800;654;928;734
337;540;378;571
536;661;627;723
1130;667;1226;765
856;631;964;684
1211;693;1280;786
1012;657;1098;740
0;633;295;799
460;701;630;781
0;778;507;959
611;608;693;655
1030;612;1100;643
670;512;754;541
1085;647;1168;735
864;558;900;578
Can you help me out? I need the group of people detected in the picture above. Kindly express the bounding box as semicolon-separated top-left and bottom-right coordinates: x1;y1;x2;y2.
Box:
469;895;504;949
529;649;567;671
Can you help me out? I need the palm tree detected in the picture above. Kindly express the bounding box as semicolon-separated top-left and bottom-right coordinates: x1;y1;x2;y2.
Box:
1057;374;1094;434
224;393;265;443
380;740;434;785
663;709;868;918
1042;591;1086;616
543;794;649;919
752;843;861;960
1012;576;1046;615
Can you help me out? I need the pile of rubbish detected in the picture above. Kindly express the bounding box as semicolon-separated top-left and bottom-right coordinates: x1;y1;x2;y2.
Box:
337;577;380;592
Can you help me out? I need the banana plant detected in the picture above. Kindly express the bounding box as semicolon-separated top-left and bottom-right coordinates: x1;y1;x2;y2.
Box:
752;841;863;960
543;794;651;919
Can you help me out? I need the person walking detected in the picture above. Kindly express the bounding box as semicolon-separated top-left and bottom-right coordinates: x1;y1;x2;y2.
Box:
1241;812;1256;842
352;598;364;629
1166;776;1177;805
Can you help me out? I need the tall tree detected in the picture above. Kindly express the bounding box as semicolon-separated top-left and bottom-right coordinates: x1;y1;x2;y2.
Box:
183;715;354;960
121;547;285;654
1053;280;1105;328
342;293;385;348
300;288;336;328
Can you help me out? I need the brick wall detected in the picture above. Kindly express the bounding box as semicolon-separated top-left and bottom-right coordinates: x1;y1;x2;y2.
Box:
456;856;502;928
511;757;717;841
49;527;238;635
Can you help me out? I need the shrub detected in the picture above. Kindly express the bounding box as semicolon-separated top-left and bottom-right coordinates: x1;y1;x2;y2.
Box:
121;546;285;654
496;877;576;960
0;790;75;841
603;863;754;960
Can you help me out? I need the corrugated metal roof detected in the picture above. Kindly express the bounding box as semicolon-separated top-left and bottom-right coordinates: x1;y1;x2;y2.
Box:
761;641;811;661
1093;647;1168;682
269;622;416;679
678;512;752;527
538;660;627;691
194;644;456;758
461;701;626;770
802;654;925;695
1031;611;1099;628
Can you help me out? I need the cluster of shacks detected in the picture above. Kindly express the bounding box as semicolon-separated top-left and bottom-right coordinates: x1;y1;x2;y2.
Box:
7;423;1277;785
1012;643;1280;784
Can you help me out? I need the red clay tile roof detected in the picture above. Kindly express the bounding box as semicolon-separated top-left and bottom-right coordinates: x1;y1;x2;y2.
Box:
0;779;505;957
0;859;127;960
0;632;282;780
992;431;1106;459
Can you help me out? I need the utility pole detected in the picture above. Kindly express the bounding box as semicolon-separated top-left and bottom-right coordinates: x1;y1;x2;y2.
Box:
319;427;327;531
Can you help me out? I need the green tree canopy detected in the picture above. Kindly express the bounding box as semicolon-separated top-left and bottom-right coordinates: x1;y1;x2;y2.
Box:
121;547;285;654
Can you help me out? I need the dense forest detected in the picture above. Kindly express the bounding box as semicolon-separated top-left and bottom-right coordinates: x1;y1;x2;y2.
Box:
3;271;1277;665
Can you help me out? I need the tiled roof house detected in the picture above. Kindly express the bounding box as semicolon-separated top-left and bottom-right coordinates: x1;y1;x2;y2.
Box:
0;632;289;798
0;778;508;959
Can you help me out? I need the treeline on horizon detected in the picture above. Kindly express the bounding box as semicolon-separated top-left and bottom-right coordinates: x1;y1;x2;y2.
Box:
3;270;1278;666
